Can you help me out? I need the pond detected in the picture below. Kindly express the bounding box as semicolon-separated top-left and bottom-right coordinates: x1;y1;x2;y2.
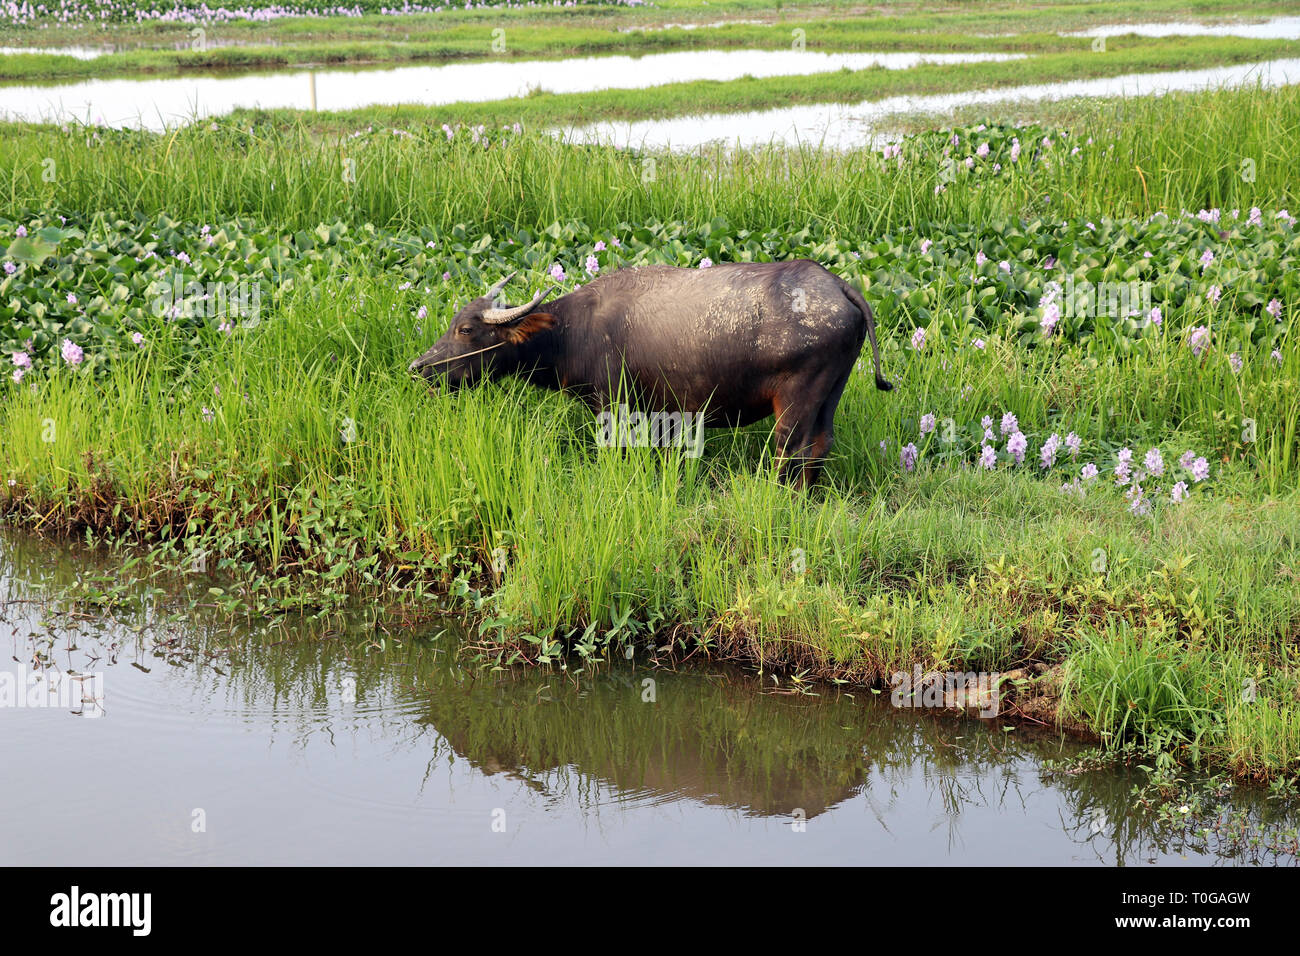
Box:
564;56;1300;150
0;48;1025;131
2;531;1294;865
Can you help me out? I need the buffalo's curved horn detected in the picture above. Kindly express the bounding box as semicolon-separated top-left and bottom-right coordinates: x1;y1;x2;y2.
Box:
485;271;517;302
482;285;557;325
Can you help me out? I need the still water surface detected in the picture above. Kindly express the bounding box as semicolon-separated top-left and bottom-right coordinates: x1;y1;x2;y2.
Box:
1;532;1292;865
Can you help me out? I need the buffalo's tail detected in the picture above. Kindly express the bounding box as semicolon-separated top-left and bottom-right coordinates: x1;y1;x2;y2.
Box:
838;277;893;391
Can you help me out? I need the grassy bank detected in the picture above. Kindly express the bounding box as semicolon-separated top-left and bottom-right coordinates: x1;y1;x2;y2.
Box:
2;90;1299;781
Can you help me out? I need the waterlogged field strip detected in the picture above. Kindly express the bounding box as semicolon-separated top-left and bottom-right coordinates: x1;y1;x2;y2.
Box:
2;86;1298;232
0;0;1294;80
0;50;1030;130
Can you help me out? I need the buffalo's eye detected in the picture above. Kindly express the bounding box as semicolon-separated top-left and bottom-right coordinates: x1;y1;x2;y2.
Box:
456;326;472;336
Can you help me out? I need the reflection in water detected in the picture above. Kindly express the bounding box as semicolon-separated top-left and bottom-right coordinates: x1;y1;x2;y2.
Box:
0;531;1294;865
0;49;1025;131
567;57;1300;150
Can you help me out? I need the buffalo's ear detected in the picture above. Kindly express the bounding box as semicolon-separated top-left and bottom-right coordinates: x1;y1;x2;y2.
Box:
499;312;555;346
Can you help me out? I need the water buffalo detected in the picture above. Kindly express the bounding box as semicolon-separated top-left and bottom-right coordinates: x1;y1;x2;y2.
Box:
408;261;892;485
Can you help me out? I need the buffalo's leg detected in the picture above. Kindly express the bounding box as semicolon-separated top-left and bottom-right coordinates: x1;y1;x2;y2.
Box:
772;385;829;487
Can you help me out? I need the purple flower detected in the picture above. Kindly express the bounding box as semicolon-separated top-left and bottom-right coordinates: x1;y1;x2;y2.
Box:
15;226;26;237
1273;348;1284;366
1143;447;1164;477
920;238;933;255
11;351;31;369
202;407;214;423
1187;326;1211;357
1179;450;1196;471
699;258;713;269
1000;411;1018;435
975;251;987;267
1147;306;1162;327
60;339;83;366
901;442;918;472
1206;284;1221;306
1171;481;1189;504
132;332;145;346
911;327;926;350
442;272;451;281
919;413;937;435
1248;207;1263;227
1007;431;1027;465
1081;463;1099;481
3;262;14;275
979;444;996;469
1267;298;1282;320
1191;457;1210;482
585;254;600;276
417;305;428;321
1199;248;1214;271
549;263;567;282
973;338;985;350
593;241;607;253
1229;352;1243;374
66;292;77;305
1040;433;1061;468
1065;432;1081;458
1041;300;1061;336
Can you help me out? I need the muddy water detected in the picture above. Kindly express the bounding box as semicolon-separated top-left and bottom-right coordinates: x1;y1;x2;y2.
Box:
1;531;1293;865
0;48;1025;130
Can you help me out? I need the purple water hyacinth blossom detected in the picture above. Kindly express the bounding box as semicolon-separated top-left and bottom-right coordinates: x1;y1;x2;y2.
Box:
973;338;985;350
964;157;975;170
919;413;936;435
1267;298;1282;319
974;251;987;267
1274;348;1284;366
1144;447;1164;477
416;305;428;321
593;241;606;252
1248;207;1263;226
585;255;600;275
1065;432;1081;458
11;368;23;384
1191;457;1210;482
60;339;83;366
901;443;918;472
12;351;31;369
1040;300;1061;336
202;407;214;423
66;293;77;305
699;258;713;269
132;333;145;346
1000;411;1017;435
911;327;926;350
979;445;996;469
976;142;989;158
920;238;932;255
3;262;14;275
1179;450;1196;471
549;263;566;282
1171;481;1189;504
1081;463;1099;481
1007;431;1027;465
1230;352;1243;374
1206;284;1221;306
1199;248;1214;271
15;226;26;237
1147;306;1162;328
1009;138;1020;162
1040;433;1061;468
1187;326;1211;357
